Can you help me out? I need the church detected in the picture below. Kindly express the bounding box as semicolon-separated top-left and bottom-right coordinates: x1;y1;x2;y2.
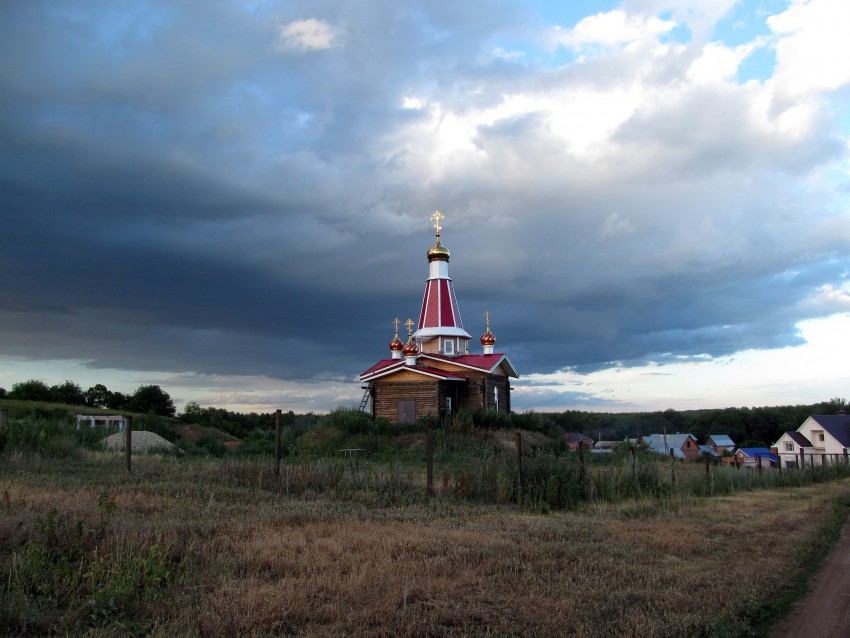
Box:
359;212;519;423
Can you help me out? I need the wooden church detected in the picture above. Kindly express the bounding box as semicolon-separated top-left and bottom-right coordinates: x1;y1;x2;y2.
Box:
359;212;518;423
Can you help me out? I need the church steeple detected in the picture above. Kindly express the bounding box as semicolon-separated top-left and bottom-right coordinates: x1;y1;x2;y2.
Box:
413;211;472;356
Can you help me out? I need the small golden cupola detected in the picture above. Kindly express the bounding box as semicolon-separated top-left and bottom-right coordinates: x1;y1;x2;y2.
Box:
389;318;404;360
481;310;496;355
402;318;419;364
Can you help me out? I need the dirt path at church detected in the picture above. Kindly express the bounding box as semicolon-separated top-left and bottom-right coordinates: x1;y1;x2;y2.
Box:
770;515;850;637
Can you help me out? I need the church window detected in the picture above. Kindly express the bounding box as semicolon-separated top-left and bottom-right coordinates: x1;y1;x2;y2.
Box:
444;339;454;355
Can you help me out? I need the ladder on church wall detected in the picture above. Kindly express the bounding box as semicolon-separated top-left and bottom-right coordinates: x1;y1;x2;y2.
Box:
359;384;372;412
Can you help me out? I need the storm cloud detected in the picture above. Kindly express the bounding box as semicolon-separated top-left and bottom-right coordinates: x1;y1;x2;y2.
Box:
1;0;849;411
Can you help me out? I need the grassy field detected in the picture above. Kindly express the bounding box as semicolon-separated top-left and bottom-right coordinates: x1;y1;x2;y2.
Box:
3;444;850;637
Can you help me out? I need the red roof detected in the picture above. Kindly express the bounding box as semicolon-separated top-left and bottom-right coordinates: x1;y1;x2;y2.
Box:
418;352;519;377
418;278;464;330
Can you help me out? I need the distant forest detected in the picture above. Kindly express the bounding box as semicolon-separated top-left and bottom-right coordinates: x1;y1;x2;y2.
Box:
1;378;846;448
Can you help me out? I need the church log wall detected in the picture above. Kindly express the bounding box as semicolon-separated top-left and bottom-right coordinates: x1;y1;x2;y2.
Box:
372;380;441;422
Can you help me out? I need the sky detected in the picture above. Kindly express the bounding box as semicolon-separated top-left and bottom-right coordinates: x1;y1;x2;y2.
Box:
1;0;849;415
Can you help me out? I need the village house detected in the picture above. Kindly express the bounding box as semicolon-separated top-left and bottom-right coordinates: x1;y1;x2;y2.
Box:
359;213;519;424
734;447;778;469
594;440;625;453
706;434;735;455
75;413;129;432
564;432;594;451
773;413;850;468
642;433;700;460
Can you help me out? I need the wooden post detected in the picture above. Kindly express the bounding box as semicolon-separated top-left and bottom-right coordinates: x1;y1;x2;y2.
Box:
800;447;805;469
274;409;282;478
756;454;762;475
843;448;848;464
705;457;710;480
125;415;132;473
578;439;587;493
515;432;523;502
631;446;636;478
426;420;434;496
670;449;676;485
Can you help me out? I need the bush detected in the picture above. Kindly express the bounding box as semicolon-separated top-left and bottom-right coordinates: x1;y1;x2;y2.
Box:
196;437;228;457
0;416;109;457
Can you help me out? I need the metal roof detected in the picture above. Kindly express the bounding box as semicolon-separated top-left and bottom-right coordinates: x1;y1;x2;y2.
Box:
708;434;735;447
736;447;778;462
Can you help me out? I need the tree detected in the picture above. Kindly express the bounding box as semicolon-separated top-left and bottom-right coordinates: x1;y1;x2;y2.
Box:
9;379;52;402
49;380;85;405
107;391;129;411
0;387;6;399
129;385;175;417
181;401;203;423
85;384;111;408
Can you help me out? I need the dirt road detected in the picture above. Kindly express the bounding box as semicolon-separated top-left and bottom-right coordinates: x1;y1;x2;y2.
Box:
770;516;850;637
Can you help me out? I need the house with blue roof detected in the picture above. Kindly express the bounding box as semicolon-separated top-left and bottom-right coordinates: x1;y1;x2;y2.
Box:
773;414;850;468
642;433;700;461
734;447;778;469
706;434;735;455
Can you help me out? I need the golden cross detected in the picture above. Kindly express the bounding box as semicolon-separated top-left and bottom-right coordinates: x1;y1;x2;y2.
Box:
431;210;444;235
393;317;400;336
484;310;491;329
405;318;415;337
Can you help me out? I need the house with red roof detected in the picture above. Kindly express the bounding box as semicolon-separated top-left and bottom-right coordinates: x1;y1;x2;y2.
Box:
359;212;519;423
773;414;850;468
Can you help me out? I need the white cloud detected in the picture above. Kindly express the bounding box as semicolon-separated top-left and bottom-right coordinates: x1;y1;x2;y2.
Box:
277;18;341;52
552;10;677;48
769;0;850;97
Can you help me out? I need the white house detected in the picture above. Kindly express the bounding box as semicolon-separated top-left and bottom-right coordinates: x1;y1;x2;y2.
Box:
773;414;850;469
75;414;128;432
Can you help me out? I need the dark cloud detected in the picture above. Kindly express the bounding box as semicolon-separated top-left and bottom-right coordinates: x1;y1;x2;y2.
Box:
1;1;849;407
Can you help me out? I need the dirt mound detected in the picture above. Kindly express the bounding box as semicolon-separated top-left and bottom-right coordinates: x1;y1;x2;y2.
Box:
103;430;176;454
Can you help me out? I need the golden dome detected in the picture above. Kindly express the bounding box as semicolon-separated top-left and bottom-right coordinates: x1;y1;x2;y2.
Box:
427;237;450;262
402;340;419;356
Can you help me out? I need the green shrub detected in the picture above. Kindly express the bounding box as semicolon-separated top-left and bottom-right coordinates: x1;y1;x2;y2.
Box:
1;494;181;635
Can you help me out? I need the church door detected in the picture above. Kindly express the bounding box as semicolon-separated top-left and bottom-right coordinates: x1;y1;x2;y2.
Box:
398;400;415;423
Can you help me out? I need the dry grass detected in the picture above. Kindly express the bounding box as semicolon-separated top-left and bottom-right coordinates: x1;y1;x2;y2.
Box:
2;453;848;637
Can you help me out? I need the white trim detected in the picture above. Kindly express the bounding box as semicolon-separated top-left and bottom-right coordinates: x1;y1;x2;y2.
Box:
362;364;466;382
413;326;472;338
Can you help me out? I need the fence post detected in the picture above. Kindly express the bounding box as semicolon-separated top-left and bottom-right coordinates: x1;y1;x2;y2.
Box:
426;420;434;497
705;457;710;481
125;415;132;473
844;448;848;464
515;432;523;503
274;409;281;478
631;446;636;478
800;447;804;469
757;454;762;475
578;440;587;494
670;449;676;486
